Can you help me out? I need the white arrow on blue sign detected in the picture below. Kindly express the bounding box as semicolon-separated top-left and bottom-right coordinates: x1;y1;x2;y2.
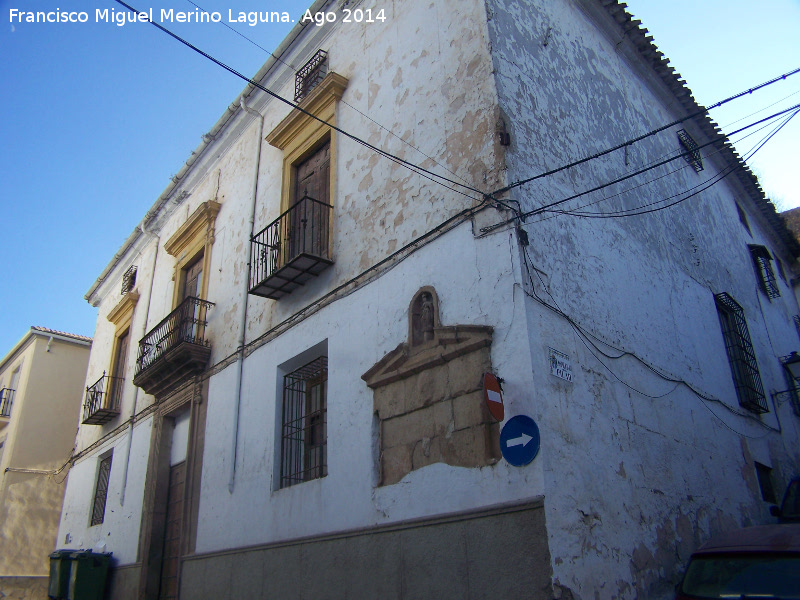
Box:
500;415;540;467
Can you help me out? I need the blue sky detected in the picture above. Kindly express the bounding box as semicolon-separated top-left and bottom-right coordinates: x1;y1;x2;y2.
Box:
0;0;798;354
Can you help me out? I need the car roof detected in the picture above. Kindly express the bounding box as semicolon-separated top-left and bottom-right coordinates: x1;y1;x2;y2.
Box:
695;525;800;554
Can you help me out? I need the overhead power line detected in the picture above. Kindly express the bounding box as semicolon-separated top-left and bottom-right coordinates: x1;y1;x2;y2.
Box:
542;108;800;221
490;66;800;197
183;0;474;190
480;102;800;234
113;0;484;201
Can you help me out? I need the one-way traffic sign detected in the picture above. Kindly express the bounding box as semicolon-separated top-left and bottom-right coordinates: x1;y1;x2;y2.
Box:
500;415;540;466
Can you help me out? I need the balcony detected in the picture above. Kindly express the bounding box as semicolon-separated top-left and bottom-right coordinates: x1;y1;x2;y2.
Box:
132;296;214;398
0;388;14;423
82;374;123;425
249;195;333;300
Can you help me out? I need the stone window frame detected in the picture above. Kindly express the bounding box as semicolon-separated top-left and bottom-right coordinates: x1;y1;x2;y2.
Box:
106;288;139;385
163;200;221;310
266;71;347;223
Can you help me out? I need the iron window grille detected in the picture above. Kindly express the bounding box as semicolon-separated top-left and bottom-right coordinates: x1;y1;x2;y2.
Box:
779;358;800;418
0;388;15;418
294;49;328;102
91;453;113;526
714;292;768;414
677;129;703;172
280;356;327;489
794;315;800;343
121;265;137;295
749;245;781;299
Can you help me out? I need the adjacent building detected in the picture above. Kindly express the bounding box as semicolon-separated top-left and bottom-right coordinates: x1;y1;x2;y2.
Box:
56;0;800;598
0;327;91;599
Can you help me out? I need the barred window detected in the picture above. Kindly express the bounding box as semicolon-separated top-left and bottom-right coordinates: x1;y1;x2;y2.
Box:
121;265;137;295
794;315;800;343
677;129;703;172
294;49;328;102
280;356;327;489
749;245;780;299
781;360;800;418
715;293;768;413
91;452;113;526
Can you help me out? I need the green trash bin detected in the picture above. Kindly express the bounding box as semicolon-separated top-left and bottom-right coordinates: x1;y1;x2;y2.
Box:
66;551;112;600
48;550;75;599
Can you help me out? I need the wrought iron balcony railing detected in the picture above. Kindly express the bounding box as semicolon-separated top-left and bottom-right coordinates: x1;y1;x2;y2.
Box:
132;296;214;398
0;388;15;418
82;373;123;425
249;195;333;300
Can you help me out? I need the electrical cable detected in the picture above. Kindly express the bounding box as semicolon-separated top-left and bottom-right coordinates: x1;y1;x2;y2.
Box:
490;66;800;197
541;109;798;221
529;108;796;224
480;102;800;234
520;247;779;437
113;0;484;202
182;0;476;191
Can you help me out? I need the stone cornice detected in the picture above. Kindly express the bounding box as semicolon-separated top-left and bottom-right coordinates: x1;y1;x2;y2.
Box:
362;325;493;389
106;292;140;327
164;201;221;258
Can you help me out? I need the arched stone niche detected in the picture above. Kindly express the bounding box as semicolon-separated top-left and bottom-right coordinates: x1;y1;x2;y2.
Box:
362;287;500;486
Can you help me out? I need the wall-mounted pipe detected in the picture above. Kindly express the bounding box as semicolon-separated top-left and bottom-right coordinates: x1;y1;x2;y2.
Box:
228;97;265;494
120;222;160;506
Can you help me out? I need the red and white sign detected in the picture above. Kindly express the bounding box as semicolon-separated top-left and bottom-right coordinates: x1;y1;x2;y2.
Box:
483;372;504;421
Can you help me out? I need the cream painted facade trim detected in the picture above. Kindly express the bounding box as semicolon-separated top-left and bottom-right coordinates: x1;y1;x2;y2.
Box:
106;293;140;331
265;72;348;213
163;200;221;308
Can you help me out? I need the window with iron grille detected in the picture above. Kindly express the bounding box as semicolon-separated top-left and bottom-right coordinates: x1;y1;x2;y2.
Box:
715;292;768;413
748;245;780;299
794;315;800;343
677;129;703;172
280;356;327;489
91;452;113;526
294;49;328;102
121;265;137;295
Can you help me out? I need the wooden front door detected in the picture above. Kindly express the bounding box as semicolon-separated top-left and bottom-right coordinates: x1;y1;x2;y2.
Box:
158;461;186;600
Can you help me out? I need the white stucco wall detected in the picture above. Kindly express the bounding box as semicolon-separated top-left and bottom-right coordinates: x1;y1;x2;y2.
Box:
57;418;152;564
484;0;800;597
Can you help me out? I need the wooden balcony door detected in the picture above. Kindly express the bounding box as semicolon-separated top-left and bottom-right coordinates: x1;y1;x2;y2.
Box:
289;141;330;261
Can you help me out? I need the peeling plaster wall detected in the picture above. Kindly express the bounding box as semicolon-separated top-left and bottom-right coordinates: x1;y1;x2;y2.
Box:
244;0;505;342
57;418;152;565
195;223;545;553
484;0;800;597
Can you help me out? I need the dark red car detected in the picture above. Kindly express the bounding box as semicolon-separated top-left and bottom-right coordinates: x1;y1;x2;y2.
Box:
675;524;800;599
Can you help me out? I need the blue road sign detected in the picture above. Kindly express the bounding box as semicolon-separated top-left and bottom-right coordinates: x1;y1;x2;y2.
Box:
500;415;540;467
